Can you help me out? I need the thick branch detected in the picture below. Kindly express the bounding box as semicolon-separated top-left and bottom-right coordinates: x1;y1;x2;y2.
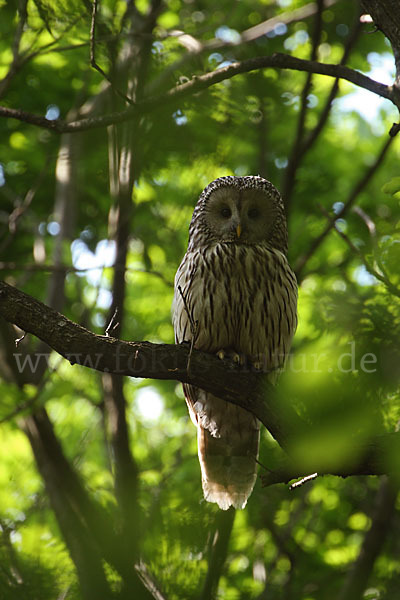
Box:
0;53;397;133
361;0;400;85
1;280;400;482
0;281;298;446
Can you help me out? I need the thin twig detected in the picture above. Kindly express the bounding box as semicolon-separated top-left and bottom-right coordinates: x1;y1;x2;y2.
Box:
177;285;196;338
320;205;400;298
135;561;167;600
283;4;364;211
283;0;325;211
89;0;133;105
0;360;61;425
351;204;390;280
0;14;84;98
0;0;28;98
147;0;341;94
301;10;363;155
290;472;318;489
0;262;174;286
255;456;270;471
336;229;400;297
0;154;52;255
352;205;376;237
352;205;395;283
14;331;26;347
351;204;390;279
295;134;394;279
105;307;119;337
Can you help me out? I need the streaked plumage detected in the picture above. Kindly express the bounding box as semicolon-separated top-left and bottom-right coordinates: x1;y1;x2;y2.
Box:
173;176;297;510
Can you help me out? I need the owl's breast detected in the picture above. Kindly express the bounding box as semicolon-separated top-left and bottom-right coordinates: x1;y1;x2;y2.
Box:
173;243;297;368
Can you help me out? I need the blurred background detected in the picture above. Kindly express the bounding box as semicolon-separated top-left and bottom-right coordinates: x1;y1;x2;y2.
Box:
1;0;400;598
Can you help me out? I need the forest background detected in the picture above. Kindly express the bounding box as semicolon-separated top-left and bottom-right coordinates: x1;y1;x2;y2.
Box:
1;0;400;599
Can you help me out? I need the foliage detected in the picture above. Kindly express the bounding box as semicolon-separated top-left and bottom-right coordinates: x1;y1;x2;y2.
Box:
1;0;400;599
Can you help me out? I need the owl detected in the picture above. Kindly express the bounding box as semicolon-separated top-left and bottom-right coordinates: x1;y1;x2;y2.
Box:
173;176;297;510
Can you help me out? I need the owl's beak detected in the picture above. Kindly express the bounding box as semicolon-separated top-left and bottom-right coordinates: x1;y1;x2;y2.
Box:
236;224;242;238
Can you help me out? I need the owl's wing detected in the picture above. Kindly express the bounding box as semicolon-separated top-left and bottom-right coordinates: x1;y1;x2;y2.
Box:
172;252;197;346
182;383;200;429
173;259;202;428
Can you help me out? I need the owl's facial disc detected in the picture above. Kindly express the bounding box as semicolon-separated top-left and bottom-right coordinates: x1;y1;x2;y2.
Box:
205;186;277;244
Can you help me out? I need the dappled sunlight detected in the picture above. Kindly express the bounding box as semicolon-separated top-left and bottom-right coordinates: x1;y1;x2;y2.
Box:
135;387;164;422
1;0;400;597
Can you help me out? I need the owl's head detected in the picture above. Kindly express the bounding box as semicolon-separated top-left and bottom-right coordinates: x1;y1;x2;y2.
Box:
188;176;288;254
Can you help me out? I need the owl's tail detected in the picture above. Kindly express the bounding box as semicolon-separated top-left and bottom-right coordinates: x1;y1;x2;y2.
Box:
195;397;260;510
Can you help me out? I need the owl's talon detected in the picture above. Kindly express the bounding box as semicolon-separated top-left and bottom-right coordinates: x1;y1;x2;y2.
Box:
217;349;246;366
233;353;246;366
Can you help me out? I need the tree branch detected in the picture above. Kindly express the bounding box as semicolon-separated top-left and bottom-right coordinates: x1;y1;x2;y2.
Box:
22;407;154;599
2;280;400;484
1;53;398;133
21;409;114;600
282;0;325;212
294;134;394;279
326;208;400;298
89;0;134;106
201;508;235;600
103;82;139;554
0;0;28;98
283;3;363;212
147;0;340;94
0;281;298;445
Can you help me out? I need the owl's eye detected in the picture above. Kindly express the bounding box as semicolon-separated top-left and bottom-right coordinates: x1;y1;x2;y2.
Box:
220;207;232;218
248;208;260;219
